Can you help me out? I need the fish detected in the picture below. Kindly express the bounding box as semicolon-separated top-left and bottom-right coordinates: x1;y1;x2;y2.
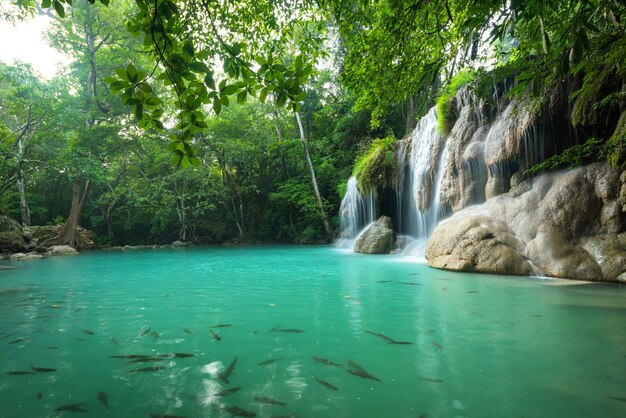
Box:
224;406;257;417
258;358;282;366
7;371;34;375
163;292;176;297
312;356;342;367
183;328;193;334
151;331;160;341
270;326;305;333
110;354;153;359
55;403;87;412
314;377;338;391
128;366;166;373
75;337;85;341
608;396;626;403
0;332;17;340
150;414;186;418
110;338;119;345
346;360;382;383
348;368;382;383
127;357;163;364
215;387;241;397
432;342;444;349
37;392;43;399
211;330;222;341
82;330;94;335
467;290;478;294
365;330;396;343
218;357;238;384
377;280;393;283
441;287;448;291
254;396;287;407
418;413;428;418
140;327;151;336
159;352;194;359
8;337;30;344
389;341;414;345
398;281;422;286
31;365;57;372
97;391;109;407
421;377;444;383
210;324;232;328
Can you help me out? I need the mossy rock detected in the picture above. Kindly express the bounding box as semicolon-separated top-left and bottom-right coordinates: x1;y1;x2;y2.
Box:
0;216;28;252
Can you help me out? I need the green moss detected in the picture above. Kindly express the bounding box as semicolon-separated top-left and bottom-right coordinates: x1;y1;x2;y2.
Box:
524;137;603;177
436;70;475;135
605;111;626;168
352;136;396;193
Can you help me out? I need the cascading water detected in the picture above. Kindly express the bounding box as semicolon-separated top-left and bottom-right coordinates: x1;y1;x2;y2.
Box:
401;107;447;239
336;176;377;248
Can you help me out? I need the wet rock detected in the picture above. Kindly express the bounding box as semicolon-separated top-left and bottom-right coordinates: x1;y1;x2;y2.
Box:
10;252;44;261
47;245;78;256
354;216;395;254
425;212;533;276
579;233;626;281
171;240;189;247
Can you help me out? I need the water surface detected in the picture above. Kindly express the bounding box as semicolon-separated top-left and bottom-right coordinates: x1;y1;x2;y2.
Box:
1;246;625;417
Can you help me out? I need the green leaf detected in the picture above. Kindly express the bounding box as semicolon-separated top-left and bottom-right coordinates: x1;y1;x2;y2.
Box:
134;103;143;120
109;81;128;93
221;84;238;95
126;63;139;83
115;68;129;81
189;156;201;166
183;41;195;58
259;88;267;103
41;0;52;8
180;156;190;168
52;0;65;17
204;74;216;90
220;94;230;107
236;90;247;104
213;96;222;115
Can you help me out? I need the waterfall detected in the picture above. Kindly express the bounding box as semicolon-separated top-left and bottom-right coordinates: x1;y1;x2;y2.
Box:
398;107;448;240
337;176;377;247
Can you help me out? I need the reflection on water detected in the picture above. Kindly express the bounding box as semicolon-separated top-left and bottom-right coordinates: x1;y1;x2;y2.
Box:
0;246;625;418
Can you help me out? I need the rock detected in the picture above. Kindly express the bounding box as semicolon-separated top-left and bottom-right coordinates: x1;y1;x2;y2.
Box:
354;216;395;254
0;216;28;253
47;245;78;256
526;225;603;281
426;163;624;282
425;212;534;276
617;272;626;283
579;233;626;281
10;252;43;261
171;240;188;247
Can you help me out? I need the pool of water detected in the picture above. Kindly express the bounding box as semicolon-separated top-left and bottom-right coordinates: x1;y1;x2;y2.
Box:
0;246;625;418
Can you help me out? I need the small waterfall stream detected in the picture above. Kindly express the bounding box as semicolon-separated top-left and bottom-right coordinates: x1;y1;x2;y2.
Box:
337;176;377;248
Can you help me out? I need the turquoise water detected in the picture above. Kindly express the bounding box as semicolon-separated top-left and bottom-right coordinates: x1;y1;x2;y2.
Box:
0;246;625;418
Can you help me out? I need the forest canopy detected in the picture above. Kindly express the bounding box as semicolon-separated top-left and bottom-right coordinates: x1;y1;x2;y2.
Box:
1;0;624;247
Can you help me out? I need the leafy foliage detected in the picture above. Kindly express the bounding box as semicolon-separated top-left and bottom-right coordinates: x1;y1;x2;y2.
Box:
352;135;396;193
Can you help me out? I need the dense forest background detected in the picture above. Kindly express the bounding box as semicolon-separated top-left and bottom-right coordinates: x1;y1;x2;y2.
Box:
1;0;624;247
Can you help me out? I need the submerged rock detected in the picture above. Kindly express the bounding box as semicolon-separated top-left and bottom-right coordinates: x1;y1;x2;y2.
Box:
426;163;625;281
354;216;395;254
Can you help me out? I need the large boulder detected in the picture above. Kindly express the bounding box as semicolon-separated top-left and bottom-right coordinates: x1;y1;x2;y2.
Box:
425;211;534;276
426;163;625;281
10;252;43;261
354;216;395;254
47;245;78;256
0;216;29;253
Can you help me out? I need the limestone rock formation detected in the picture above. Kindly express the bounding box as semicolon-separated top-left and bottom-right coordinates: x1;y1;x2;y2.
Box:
426;163;625;281
10;252;43;261
425;213;534;276
354;216;395;254
47;245;79;256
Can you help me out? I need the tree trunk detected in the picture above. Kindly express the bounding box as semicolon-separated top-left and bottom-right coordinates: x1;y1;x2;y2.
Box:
295;112;334;242
405;95;418;135
16;134;30;227
55;177;91;249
